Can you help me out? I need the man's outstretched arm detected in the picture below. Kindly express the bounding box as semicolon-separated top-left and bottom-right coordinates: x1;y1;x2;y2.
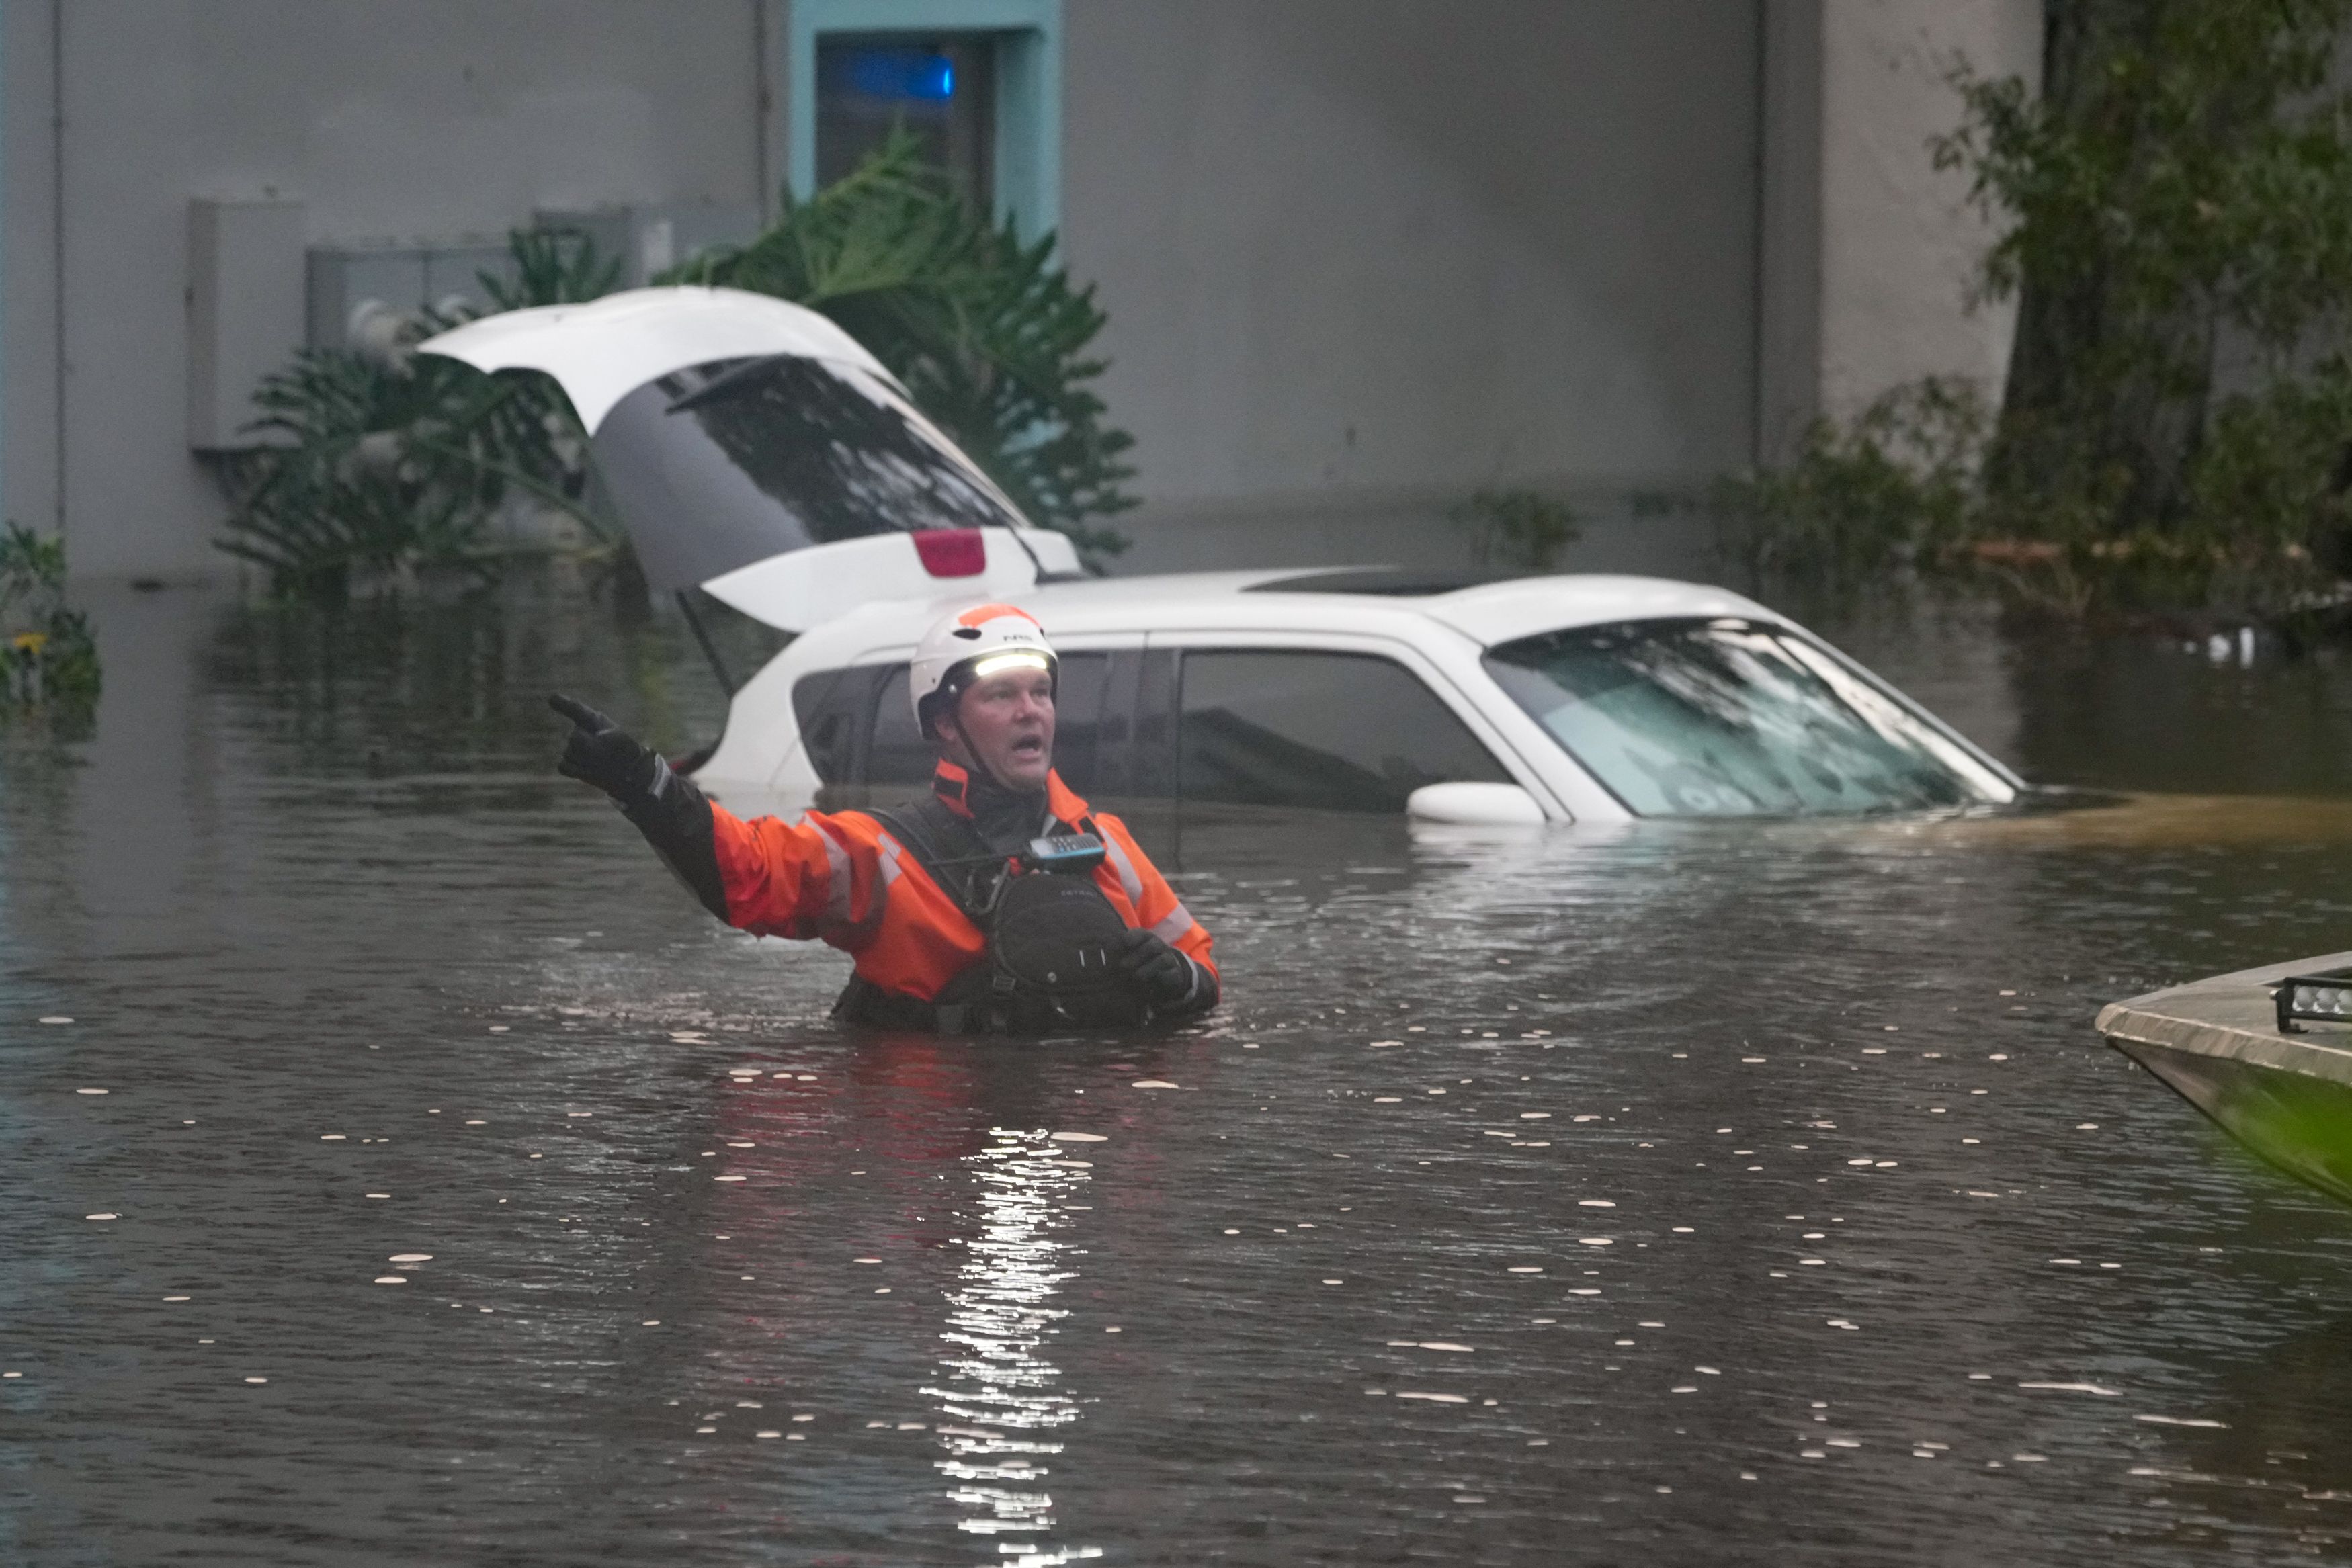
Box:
549;693;729;918
549;693;886;947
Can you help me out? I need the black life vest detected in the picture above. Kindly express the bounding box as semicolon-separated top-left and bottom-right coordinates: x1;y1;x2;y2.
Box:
833;796;1146;1034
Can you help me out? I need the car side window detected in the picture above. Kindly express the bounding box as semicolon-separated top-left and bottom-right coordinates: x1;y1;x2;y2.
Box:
791;666;882;784
1046;652;1112;795
864;652;1114;790
1178;649;1509;812
868;667;933;785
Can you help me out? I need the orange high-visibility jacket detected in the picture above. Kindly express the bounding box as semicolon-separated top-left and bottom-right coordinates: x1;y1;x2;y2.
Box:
706;760;1217;1005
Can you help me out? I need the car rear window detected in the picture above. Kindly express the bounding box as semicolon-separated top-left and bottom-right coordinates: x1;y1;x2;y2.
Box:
594;354;1025;593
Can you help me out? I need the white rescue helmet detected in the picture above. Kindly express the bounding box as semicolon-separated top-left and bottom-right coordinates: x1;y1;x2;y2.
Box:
910;603;1058;740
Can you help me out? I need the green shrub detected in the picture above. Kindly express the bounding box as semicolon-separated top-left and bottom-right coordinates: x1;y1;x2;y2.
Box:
664;130;1135;562
483;225;622;313
214;228;613;599
0;522;100;715
1724;3;2352;625
1714;379;1986;593
1927;0;2352;612
1447;488;1581;572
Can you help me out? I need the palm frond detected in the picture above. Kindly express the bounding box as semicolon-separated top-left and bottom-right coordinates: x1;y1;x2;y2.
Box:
662;129;1135;560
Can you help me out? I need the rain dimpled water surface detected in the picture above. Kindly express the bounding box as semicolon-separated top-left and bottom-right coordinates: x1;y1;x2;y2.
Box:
7;584;2352;1564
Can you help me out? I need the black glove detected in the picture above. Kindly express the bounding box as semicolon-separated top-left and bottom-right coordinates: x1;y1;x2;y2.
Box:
550;693;661;805
1118;926;1194;1004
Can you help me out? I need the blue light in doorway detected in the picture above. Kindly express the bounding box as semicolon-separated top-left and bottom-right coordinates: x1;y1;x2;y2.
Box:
844;47;956;103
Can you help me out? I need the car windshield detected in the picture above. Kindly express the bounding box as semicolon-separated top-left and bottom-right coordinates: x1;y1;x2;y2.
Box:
1482;618;2014;816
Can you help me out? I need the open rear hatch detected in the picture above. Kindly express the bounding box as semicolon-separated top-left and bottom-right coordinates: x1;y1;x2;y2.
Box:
420;286;1079;767
421;286;1078;617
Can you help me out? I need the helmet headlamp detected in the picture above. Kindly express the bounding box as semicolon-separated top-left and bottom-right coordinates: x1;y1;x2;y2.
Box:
970;650;1052;681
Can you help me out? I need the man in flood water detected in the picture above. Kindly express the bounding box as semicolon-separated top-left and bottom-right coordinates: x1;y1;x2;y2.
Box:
549;602;1218;1032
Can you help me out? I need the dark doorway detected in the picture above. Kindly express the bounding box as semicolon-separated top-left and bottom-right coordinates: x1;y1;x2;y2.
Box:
815;34;996;208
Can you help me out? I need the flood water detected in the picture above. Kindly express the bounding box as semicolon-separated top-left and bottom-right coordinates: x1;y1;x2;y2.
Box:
9;580;2352;1564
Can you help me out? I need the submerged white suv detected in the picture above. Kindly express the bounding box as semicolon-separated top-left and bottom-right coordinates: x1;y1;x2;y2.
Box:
424;288;2022;824
699;568;2019;822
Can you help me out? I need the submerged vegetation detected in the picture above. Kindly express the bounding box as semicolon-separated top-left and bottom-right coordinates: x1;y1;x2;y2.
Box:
0;522;100;722
1726;0;2352;633
216;133;1134;599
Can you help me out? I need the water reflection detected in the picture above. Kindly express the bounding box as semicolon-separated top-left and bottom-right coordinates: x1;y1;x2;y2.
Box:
928;1128;1097;1565
2129;1313;2352;1553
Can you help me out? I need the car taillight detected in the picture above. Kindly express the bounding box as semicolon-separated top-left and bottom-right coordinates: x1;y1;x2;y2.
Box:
912;528;986;578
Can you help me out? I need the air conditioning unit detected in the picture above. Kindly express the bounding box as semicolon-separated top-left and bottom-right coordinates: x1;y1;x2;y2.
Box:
304;238;519;351
532;202;763;288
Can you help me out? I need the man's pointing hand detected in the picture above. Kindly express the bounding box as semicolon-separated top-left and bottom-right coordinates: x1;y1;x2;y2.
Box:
550;693;660;804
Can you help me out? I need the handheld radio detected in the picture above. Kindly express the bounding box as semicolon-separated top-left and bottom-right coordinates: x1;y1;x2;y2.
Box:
1021;832;1107;875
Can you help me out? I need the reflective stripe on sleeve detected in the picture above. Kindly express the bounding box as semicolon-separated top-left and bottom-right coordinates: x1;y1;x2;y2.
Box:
875;832;905;887
808;816;855;926
1098;829;1146;905
1151;903;1198;943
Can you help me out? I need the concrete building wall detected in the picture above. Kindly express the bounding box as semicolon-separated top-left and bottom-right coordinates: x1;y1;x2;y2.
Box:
1759;0;2040;460
4;0;2039;584
1062;0;1765;571
5;0;780;580
1820;0;2040;425
1756;0;1825;466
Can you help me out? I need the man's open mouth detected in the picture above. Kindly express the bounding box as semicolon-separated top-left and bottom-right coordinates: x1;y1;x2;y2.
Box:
1011;735;1046;757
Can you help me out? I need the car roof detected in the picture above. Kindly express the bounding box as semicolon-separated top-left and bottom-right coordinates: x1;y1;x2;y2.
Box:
786;566;1787;658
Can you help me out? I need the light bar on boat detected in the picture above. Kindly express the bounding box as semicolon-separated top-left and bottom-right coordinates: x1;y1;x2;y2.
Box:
2276;967;2352;1032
